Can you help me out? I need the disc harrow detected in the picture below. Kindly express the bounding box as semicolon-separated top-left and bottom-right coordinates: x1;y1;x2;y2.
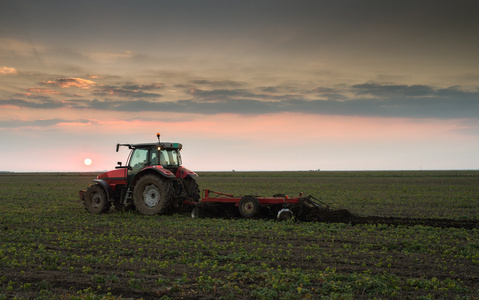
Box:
189;189;479;230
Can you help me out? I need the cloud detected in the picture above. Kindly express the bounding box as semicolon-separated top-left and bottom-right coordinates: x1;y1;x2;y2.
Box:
92;86;163;98
42;77;96;89
25;88;62;95
0;66;17;75
14;93;52;101
190;79;244;88
186;87;298;102
83;95;479;119
15;87;85;100
0;99;65;109
352;83;435;97
121;82;164;90
85;81;165;99
3;82;479;119
187;88;253;101
0;118;91;129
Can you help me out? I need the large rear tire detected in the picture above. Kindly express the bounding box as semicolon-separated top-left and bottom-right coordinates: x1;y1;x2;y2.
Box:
133;174;171;215
183;177;200;202
238;196;260;218
84;184;111;214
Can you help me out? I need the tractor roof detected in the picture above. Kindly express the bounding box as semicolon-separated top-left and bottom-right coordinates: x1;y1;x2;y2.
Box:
134;142;182;149
116;142;182;152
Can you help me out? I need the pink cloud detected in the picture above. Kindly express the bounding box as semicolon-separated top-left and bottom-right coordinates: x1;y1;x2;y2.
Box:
0;66;17;75
25;87;63;95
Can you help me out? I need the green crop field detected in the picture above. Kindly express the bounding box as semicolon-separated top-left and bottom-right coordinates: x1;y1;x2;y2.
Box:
1;171;479;299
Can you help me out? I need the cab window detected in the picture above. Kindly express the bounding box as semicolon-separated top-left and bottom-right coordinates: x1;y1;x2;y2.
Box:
129;148;149;172
150;151;159;165
159;149;180;167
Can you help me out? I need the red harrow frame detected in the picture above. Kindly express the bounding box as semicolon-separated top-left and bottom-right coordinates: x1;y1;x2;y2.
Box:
190;189;353;222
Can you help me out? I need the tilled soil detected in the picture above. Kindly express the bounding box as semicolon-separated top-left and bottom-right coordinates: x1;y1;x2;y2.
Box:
350;215;479;229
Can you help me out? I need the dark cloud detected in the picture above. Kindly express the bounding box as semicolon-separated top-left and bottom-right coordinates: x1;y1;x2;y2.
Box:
105;100;173;112
0;99;64;109
3;82;479;119
352;83;435;97
310;87;348;100
121;82;164;90
311;87;343;94
88;81;165;98
259;85;306;94
186;88;253;101
258;86;280;93
0;118;91;128
190;79;244;88
174;84;194;89
436;86;479;99
186;87;302;102
92;86;162;98
41;77;96;88
14;93;52;101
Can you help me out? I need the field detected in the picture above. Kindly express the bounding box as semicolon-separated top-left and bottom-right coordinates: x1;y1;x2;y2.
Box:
1;171;479;299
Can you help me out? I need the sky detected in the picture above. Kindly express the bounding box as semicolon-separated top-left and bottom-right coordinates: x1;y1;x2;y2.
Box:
1;0;479;172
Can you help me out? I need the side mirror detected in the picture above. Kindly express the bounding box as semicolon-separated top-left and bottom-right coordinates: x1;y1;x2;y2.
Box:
115;161;132;170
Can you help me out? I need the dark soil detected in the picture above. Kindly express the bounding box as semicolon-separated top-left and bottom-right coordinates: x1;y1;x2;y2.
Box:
350;215;479;230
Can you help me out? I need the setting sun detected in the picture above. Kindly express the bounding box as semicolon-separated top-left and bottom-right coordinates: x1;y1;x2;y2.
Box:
84;158;92;166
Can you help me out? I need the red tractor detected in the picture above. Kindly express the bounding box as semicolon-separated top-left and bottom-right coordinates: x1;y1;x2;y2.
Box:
79;134;199;215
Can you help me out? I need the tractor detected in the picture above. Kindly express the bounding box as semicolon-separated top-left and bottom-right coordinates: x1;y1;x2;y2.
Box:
79;134;199;215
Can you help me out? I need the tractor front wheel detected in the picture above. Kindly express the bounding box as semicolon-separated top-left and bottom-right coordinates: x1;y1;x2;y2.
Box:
238;196;260;218
133;174;171;215
84;184;111;214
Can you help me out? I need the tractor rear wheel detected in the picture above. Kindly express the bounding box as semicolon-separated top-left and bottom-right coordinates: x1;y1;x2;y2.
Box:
238;196;260;218
84;184;111;214
183;177;200;202
133;174;171;215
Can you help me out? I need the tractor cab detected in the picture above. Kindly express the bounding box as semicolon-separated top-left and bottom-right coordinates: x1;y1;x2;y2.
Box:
116;142;184;183
150;144;182;170
121;143;182;169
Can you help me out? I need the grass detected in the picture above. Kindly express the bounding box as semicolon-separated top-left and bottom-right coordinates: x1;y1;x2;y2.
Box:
0;171;478;299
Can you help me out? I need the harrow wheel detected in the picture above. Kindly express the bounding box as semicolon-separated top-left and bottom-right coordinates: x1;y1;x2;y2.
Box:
238;196;260;218
84;184;111;214
191;206;201;218
277;209;294;221
133;174;171;215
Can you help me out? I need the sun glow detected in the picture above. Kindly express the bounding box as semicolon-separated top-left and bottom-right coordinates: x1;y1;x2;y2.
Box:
84;158;92;166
